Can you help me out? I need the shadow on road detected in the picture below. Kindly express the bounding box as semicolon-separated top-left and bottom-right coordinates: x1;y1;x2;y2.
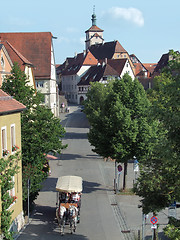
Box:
65;132;88;139
60;153;100;161
18;205;89;240
83;180;112;194
40;177;58;192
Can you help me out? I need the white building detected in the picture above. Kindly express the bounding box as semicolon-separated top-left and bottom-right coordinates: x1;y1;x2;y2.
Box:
0;32;59;116
61;51;98;104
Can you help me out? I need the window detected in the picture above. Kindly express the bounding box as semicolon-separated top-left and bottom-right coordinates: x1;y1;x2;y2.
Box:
1;56;5;68
36;81;44;88
11;124;15;152
1;127;7;156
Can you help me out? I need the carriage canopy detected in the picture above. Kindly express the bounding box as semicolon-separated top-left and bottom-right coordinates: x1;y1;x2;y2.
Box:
56;175;83;193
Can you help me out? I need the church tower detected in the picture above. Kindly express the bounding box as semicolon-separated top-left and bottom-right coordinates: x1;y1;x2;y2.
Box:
85;7;104;50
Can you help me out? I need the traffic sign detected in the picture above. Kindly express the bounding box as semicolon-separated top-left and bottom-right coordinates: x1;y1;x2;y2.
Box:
133;159;139;172
151;224;157;229
150;216;158;225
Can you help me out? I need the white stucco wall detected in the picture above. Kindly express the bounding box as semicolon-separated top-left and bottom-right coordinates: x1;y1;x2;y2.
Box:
62;65;91;104
24;66;35;88
120;60;135;80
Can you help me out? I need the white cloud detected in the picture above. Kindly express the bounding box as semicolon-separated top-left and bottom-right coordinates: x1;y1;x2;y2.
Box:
106;7;144;27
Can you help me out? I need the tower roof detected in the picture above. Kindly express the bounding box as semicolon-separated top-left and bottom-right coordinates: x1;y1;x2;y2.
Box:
85;8;103;33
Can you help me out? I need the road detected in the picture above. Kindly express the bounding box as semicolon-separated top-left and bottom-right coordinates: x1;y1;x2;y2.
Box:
17;105;132;240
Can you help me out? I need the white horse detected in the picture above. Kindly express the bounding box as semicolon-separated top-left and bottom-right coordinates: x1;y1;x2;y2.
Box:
69;205;78;234
56;205;66;235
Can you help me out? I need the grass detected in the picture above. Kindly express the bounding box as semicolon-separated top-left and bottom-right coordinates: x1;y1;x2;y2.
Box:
117;188;136;195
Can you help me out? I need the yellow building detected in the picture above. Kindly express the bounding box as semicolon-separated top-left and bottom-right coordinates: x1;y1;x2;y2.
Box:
0;89;26;236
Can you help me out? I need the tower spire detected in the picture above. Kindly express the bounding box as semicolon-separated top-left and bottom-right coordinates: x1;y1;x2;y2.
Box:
91;5;96;26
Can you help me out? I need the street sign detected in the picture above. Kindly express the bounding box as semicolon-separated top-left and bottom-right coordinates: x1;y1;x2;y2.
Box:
151;224;157;229
150;216;158;225
117;164;122;173
168;203;177;218
133;159;139;172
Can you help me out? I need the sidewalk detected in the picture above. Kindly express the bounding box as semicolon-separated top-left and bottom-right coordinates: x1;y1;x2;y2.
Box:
104;160;178;240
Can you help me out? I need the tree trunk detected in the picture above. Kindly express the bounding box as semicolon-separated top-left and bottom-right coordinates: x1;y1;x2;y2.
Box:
123;162;128;190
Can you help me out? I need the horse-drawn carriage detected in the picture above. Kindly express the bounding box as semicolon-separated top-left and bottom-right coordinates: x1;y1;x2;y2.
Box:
56;175;83;235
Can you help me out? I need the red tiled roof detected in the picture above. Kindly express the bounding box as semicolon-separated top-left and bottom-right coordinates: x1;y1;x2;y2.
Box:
133;63;144;76
85;25;103;33
107;59;127;75
83;51;98;65
0;32;53;80
1;41;33;71
0;90;26;115
61;51;97;76
104;64;119;76
89;41;127;60
143;63;157;75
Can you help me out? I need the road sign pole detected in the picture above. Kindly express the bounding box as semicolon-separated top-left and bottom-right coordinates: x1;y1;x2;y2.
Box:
142;213;145;240
150;216;158;240
114;160;117;193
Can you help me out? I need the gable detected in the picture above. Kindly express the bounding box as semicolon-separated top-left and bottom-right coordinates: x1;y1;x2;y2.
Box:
2;41;33;72
0;32;53;80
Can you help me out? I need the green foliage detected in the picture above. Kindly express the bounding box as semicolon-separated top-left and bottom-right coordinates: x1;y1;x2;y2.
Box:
0;152;21;240
149;50;180;152
84;74;158;189
1;62;66;207
164;217;180;240
135;50;180;214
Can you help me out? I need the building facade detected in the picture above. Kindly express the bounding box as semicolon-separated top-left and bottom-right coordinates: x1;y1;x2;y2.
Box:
0;32;58;116
0;90;26;236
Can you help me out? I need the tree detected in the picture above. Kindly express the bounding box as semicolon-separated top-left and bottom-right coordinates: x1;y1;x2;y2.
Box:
164;217;180;240
84;74;157;189
84;81;114;159
134;50;180;215
1;63;66;207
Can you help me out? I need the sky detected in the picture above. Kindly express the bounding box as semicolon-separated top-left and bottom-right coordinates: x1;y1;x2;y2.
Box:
1;0;180;65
